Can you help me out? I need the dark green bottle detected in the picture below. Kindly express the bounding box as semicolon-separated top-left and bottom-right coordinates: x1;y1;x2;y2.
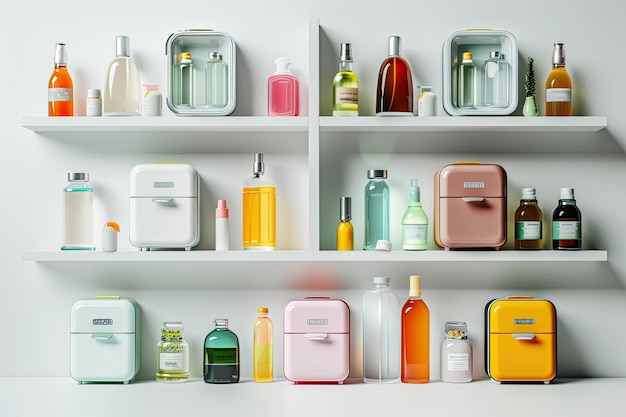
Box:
204;319;239;383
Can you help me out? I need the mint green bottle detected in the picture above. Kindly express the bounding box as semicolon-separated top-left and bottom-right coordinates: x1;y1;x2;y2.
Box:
204;319;239;383
401;179;428;250
364;170;389;250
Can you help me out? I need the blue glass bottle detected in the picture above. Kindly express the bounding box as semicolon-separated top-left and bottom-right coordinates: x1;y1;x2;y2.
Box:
364;170;389;250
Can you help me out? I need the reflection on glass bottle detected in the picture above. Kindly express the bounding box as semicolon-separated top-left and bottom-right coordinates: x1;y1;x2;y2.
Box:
376;36;413;115
174;51;195;107
204;319;239;383
458;51;476;108
482;51;510;107
205;52;227;107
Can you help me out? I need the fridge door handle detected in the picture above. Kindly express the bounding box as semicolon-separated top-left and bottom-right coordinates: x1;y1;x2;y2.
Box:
151;198;173;203
512;333;536;341
91;334;114;340
305;333;328;340
462;197;485;202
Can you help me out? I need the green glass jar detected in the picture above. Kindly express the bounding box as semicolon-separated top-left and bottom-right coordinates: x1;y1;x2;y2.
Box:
156;321;189;383
204;318;240;383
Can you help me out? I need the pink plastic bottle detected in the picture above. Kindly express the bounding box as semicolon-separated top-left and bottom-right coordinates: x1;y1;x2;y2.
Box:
268;57;300;116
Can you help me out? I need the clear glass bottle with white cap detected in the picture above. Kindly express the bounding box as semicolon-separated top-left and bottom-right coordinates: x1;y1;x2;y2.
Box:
62;172;95;250
103;36;141;115
363;276;400;383
440;321;472;383
364;170;389;250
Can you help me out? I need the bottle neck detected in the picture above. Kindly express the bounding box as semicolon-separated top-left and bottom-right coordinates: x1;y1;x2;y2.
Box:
409;186;421;204
559;198;576;205
339;60;353;72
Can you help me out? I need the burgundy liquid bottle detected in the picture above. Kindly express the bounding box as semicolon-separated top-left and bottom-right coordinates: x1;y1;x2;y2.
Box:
376;36;414;115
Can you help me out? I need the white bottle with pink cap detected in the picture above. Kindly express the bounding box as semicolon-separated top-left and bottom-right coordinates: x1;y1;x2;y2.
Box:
215;200;229;251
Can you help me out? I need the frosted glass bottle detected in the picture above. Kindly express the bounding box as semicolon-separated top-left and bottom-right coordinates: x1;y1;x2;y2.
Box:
440;321;472;383
482;51;510;107
364;170;389;250
401;179;428;250
205;52;227;107
103;36;141;116
62;172;95;250
174;52;195;107
458;51;476;108
204;319;239;383
253;307;273;382
363;276;400;383
242;153;276;250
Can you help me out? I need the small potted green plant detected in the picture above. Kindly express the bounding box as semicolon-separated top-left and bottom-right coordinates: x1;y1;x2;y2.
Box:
523;57;539;116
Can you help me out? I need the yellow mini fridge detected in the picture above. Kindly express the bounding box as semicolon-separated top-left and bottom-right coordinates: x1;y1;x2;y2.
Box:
485;296;556;384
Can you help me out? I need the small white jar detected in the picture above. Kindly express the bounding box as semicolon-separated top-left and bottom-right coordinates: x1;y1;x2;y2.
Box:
440;321;472;383
86;89;102;116
143;84;163;116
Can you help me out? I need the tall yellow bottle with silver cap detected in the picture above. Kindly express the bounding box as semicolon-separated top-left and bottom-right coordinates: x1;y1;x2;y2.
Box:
243;153;276;250
401;275;430;383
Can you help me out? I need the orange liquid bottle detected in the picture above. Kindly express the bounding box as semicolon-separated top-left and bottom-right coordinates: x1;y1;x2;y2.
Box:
401;275;429;383
545;43;572;116
48;43;73;116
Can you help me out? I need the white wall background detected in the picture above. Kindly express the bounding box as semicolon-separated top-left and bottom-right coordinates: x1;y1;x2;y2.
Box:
2;0;626;381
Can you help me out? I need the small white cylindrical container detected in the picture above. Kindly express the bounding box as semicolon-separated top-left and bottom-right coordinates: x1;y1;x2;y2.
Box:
215;199;229;251
86;89;102;116
417;86;436;116
143;84;163;116
102;222;119;252
440;321;472;383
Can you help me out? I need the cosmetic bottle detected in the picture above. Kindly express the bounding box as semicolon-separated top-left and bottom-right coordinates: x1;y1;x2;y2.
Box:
401;179;428;250
458;51;476;108
337;196;354;250
174;52;195;107
417;86;436;116
243;153;276;250
515;187;543;250
143;84;162;116
401;275;429;383
364;170;389;250
376;36;413;115
482;51;510;107
62;172;95;251
333;43;359;116
103;36;141;116
440;321;472;383
86;89;101;117
204;319;239;383
552;187;581;250
268;57;300;116
215;199;229;251
253;307;273;382
363;276;400;383
156;321;189;383
545;43;572;116
205;52;228;107
48;43;73;116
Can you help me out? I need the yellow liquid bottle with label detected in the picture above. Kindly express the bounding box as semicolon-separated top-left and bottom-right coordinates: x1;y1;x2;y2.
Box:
243;153;276;250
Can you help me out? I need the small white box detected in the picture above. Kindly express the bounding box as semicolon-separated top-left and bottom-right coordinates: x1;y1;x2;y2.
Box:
70;297;140;384
129;163;200;250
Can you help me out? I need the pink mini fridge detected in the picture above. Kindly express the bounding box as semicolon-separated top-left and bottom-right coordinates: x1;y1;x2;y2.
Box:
283;296;350;384
434;162;507;250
